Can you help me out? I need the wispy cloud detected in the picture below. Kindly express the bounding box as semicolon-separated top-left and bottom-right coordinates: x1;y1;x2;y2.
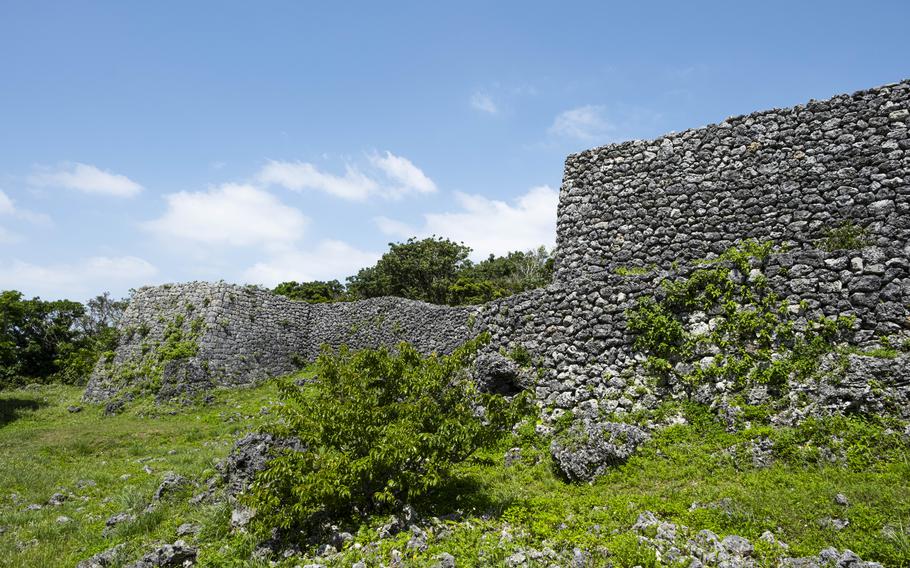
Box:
0;189;52;238
470;91;498;115
258;161;377;201
368;151;437;194
28;162;143;197
144;183;308;249
243;240;380;287
0;190;14;216
548;104;664;144
0;226;21;244
373;216;414;238
549;105;613;140
375;185;558;259
0;256;158;300
258;151;437;201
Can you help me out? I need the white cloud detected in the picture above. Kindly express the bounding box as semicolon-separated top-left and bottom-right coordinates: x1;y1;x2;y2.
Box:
0;190;14;215
470;92;498;114
144;183;308;249
368;152;437;195
373;216;414;238
376;185;559;259
0;256;158;300
549;105;613;140
28;163;143;197
243;240;380;287
258;151;437;201
0;189;52;233
548;105;664;144
258;161;378;201
0;226;21;244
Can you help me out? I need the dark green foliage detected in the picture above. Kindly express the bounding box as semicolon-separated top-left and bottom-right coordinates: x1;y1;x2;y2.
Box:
507;344;533;367
0;291;85;387
627;240;854;393
270;238;553;306
272;280;346;303
452;247;554;304
817;221;872;252
346;238;553;306
0;290;127;389
446;275;502;305
346;236;472;305
246;335;526;532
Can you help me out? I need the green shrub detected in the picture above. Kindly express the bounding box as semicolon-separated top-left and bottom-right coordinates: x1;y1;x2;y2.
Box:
626;240;854;394
818;221;872;251
246;334;525;532
507;344;533;367
273;280;347;303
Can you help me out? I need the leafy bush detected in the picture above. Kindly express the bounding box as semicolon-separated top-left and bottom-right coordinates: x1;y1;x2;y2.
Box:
271;239;553;306
345;237;553;306
626;240;854;393
247;335;525;531
818;221;872;251
273;280;346;303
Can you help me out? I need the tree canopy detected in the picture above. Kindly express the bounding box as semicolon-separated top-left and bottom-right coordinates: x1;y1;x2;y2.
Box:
272;237;554;306
0;291;125;388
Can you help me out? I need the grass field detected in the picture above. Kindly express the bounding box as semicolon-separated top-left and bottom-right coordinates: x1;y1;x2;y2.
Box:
1;379;908;567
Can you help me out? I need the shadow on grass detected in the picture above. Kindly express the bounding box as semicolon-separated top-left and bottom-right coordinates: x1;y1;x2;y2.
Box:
419;475;501;517
0;397;45;427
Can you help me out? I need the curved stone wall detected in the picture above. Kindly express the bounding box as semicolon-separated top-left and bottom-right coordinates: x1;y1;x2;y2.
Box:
554;80;910;282
84;283;476;403
86;79;910;409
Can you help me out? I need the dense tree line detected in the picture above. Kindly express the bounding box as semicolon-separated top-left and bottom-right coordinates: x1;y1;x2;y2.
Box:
0;291;125;388
273;237;554;306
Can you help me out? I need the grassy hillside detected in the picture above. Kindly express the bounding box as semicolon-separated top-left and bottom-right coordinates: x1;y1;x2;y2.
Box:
1;379;908;567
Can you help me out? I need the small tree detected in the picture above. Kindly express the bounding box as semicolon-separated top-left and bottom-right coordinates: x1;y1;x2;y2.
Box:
346;236;472;304
273;280;346;303
246;335;523;531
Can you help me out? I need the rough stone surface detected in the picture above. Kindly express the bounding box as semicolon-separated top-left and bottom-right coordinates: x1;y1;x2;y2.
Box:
217;432;304;499
153;472;188;501
85;285;474;403
85;80;910;427
554;80;910;282
474;352;523;395
104;512;136;535
76;544;126;568
550;420;650;482
124;540;197;568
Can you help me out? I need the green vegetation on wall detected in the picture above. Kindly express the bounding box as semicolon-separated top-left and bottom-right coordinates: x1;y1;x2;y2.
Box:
817;221;872;252
626;240;855;394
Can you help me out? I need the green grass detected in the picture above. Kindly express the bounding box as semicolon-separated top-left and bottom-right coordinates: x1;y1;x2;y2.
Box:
0;381;285;567
1;382;908;567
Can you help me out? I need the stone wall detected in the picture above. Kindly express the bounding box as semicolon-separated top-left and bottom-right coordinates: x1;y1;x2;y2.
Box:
86;79;910;410
554;80;910;283
84;283;476;402
480;245;910;416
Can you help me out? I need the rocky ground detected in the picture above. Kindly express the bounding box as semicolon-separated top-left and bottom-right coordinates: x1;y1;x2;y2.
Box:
1;367;908;567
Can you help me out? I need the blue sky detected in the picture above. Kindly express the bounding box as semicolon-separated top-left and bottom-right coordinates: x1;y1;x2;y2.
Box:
1;1;908;300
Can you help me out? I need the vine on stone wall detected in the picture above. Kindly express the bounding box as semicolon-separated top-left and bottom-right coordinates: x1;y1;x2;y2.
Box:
626;240;855;395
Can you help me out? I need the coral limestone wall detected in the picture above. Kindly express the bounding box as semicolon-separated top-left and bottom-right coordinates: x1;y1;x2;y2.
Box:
86;80;910;412
555;80;910;282
84;283;474;402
